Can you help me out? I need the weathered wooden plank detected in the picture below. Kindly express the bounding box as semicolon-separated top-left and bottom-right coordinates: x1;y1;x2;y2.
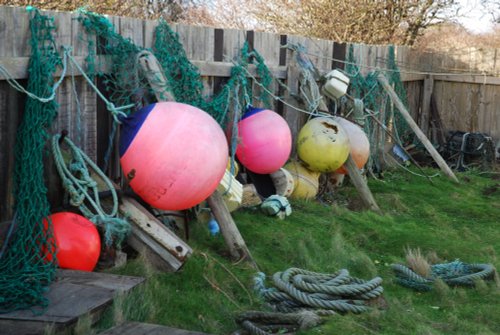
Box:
0;270;144;334
11;6;31;57
119;16;144;48
70;10;98;163
56;269;145;292
0;81;22;222
332;42;346;70
52;10;72;49
282;45;304;151
0;319;62;335
433;74;500;85
101;321;214;335
0;6;14;57
207;190;257;267
1;56;286;81
47;8;80;201
192;61;287;79
250;31;282;107
127;219;184;272
344;155;380;213
222;28;246;62
176;24;215;62
175;24;214;95
3;282;111;323
358;43;370;76
253;31;281;67
378;73;459;183
143;19;158;50
0;56;100;79
120;197;191;261
400;73;426;82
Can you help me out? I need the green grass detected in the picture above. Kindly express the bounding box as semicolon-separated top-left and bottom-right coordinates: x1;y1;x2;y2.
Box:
93;169;500;335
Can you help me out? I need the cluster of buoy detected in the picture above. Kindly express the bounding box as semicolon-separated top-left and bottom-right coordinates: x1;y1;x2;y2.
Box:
45;100;370;271
281;116;370;199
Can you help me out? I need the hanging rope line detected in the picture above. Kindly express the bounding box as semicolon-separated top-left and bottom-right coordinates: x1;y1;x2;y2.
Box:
0;47;67;102
51;134;130;245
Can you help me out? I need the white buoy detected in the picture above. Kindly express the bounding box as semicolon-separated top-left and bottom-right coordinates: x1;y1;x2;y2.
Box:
322;70;350;100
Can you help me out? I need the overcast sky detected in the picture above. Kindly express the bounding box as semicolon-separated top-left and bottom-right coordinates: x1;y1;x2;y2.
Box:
456;0;496;33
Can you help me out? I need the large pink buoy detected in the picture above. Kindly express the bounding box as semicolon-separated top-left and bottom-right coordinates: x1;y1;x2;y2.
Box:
120;102;228;210
335;117;370;174
44;212;101;272
236;107;292;174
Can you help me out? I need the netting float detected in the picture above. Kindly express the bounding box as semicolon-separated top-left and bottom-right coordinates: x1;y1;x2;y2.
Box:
284;161;320;199
335;117;370;174
236;107;292;174
296;117;350;172
120;102;228;210
44;212;101;272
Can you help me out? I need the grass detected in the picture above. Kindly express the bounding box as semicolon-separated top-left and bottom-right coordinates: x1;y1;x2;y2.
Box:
93;168;500;334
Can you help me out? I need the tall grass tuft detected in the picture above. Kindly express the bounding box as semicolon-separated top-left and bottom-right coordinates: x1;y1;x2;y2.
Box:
405;247;431;277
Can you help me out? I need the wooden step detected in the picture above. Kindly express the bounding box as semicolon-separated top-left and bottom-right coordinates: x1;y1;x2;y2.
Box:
100;321;214;335
0;270;144;335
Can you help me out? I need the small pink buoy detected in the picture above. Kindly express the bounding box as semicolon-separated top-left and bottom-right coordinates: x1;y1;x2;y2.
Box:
120;102;228;210
335;117;370;174
236;107;292;174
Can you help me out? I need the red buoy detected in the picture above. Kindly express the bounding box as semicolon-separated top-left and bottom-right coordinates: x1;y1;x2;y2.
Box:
44;212;101;272
236;107;292;174
120;102;228;210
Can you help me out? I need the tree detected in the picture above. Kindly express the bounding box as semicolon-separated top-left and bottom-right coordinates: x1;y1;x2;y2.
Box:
250;0;459;45
0;0;192;20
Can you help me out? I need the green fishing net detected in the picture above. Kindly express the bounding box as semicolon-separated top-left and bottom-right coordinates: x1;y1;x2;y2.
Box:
0;9;60;313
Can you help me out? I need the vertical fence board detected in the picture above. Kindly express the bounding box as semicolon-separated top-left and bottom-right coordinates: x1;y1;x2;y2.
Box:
0;82;22;221
222;28;246;62
176;24;215;96
119;17;144;48
252;31;282;107
143;19;158;50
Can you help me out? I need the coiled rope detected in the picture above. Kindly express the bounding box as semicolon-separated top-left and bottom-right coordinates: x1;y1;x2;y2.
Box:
392;260;496;291
254;268;384;316
51;133;130;245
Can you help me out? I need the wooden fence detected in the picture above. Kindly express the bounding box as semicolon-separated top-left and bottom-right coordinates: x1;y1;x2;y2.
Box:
1;6;499;221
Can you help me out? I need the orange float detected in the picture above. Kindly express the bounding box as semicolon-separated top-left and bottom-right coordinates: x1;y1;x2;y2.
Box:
44;212;101;271
335;117;370;174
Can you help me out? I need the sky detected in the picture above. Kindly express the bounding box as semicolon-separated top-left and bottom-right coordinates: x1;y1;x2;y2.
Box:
456;0;497;33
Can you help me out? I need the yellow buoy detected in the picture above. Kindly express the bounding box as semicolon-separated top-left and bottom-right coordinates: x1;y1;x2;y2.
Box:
297;117;350;172
270;168;295;197
226;159;239;176
284;161;320;199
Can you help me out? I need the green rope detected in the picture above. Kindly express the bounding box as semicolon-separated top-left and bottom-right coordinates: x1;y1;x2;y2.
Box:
392;260;496;292
51;134;130;245
0;8;60;313
254;268;384;315
63;46;134;123
0;46;67;103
